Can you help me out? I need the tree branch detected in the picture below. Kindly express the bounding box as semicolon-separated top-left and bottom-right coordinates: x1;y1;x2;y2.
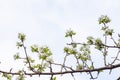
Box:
0;63;120;76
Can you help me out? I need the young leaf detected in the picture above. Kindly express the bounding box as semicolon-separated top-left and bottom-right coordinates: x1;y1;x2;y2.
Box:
30;45;39;53
87;36;94;44
98;15;111;24
65;28;76;37
14;54;20;60
52;77;57;80
18;33;26;42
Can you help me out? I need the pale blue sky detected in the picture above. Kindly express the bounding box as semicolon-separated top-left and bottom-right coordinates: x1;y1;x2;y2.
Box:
0;0;120;80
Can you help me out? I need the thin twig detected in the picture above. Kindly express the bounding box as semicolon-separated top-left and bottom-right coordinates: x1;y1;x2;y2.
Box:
22;42;34;72
111;36;118;46
51;62;74;71
111;50;120;65
60;53;68;72
49;62;53;80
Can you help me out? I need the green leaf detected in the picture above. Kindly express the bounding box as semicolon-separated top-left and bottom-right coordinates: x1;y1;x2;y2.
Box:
95;38;104;50
39;55;47;60
117;39;120;47
33;64;46;72
28;57;35;63
95;38;102;45
101;26;108;31
2;73;12;80
65;28;76;37
98;15;111;24
17;70;25;80
17;75;24;80
64;47;69;53
105;29;114;36
52;77;57;80
13;54;20;60
80;44;91;54
89;65;94;69
87;36;94;45
64;47;77;55
30;45;39;53
76;64;83;70
69;48;77;54
16;42;23;49
77;51;90;61
39;46;52;60
18;33;26;42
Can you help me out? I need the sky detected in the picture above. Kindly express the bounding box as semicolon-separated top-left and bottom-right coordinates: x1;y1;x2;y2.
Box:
0;0;120;80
